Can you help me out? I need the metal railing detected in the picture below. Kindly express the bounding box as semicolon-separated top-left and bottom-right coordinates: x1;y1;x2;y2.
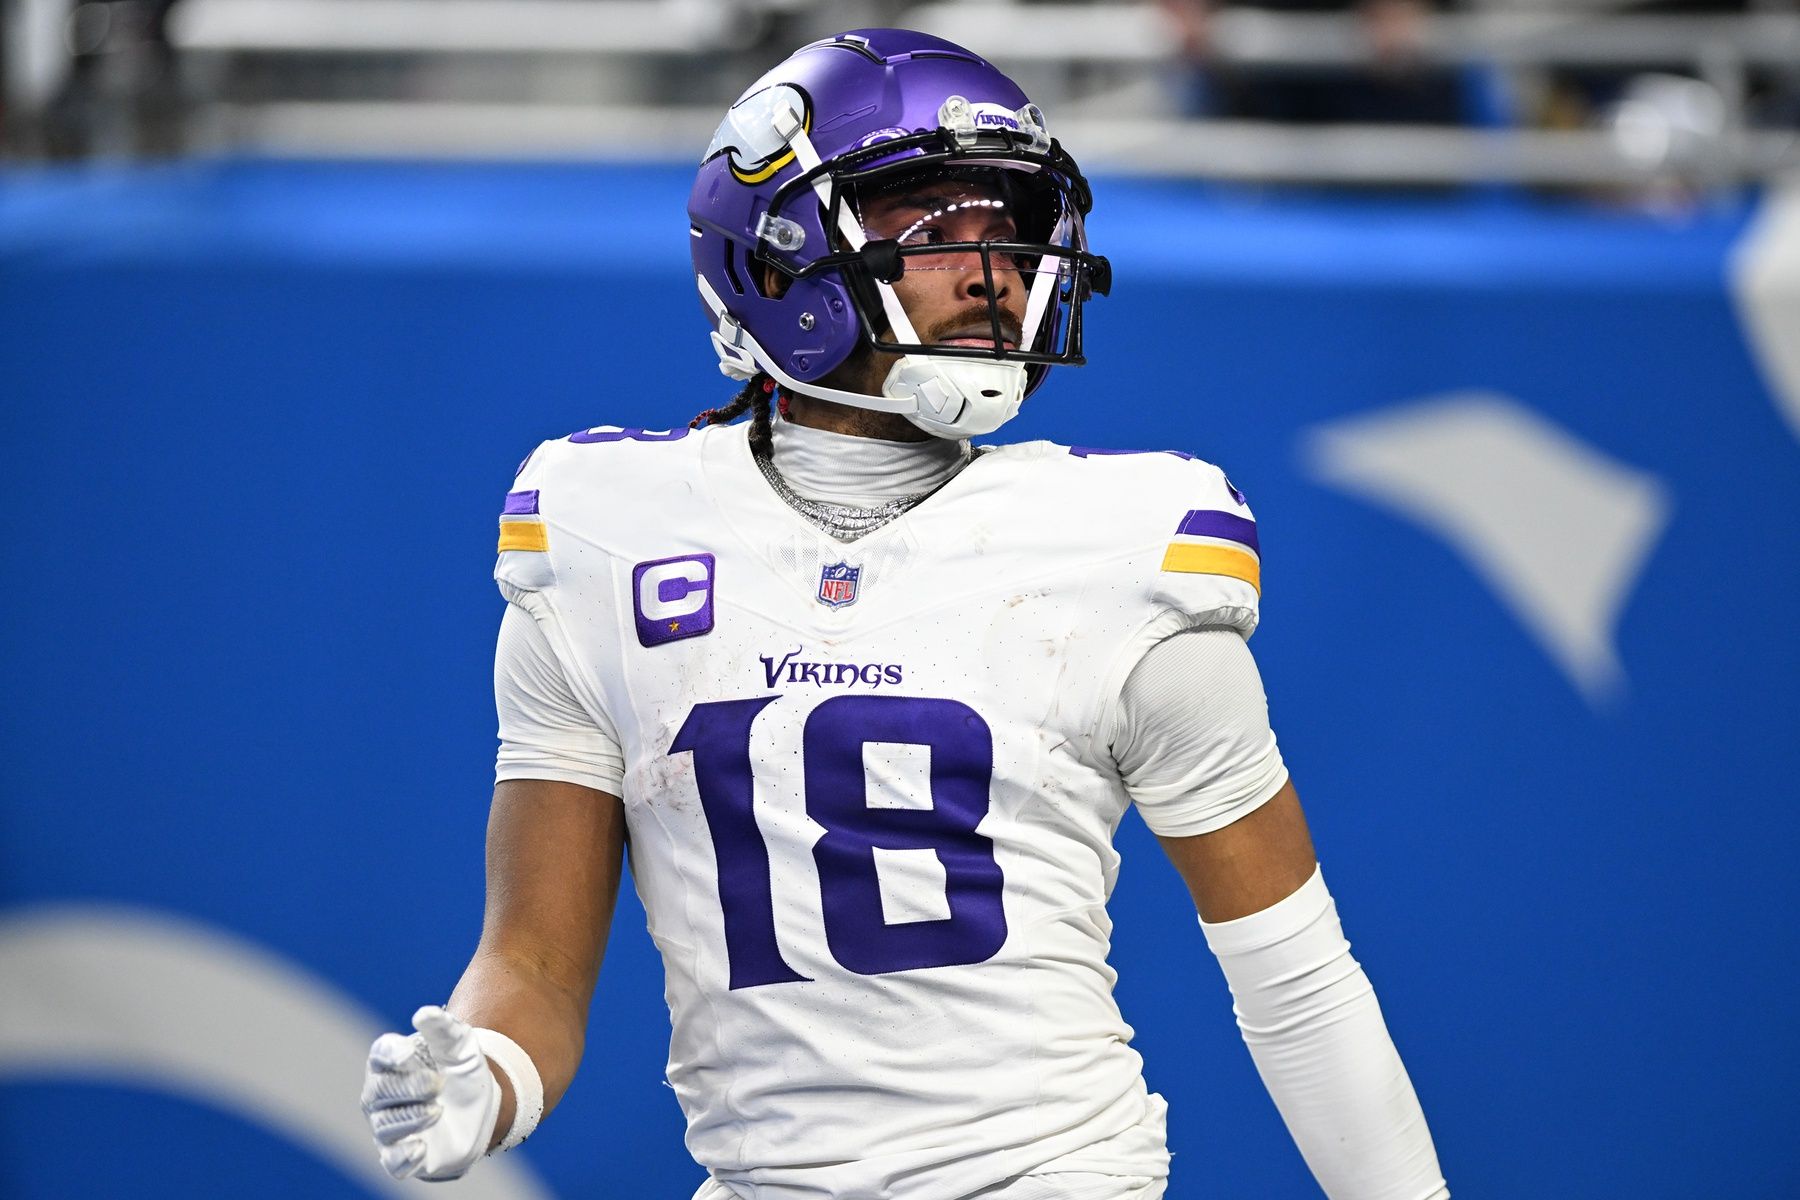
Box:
902;5;1800;69
5;0;1797;187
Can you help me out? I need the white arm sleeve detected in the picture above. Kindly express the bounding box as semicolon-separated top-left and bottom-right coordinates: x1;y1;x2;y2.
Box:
1110;627;1289;836
1202;867;1449;1200
494;601;625;795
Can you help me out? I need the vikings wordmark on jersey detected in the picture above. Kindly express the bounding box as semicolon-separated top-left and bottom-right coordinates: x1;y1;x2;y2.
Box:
493;423;1258;1199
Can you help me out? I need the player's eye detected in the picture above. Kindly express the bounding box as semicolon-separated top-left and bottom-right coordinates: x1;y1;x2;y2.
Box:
896;221;946;246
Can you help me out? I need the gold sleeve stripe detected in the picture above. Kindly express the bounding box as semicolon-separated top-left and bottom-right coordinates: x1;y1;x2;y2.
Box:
1161;543;1261;593
497;520;548;553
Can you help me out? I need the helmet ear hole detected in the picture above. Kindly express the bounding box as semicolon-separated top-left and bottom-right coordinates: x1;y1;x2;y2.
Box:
749;250;791;299
726;243;792;300
722;242;747;297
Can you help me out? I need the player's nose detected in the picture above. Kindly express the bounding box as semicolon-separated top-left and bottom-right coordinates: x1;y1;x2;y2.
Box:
953;250;1016;305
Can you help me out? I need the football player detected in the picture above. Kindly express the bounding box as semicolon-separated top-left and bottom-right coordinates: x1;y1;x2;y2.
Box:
361;29;1449;1200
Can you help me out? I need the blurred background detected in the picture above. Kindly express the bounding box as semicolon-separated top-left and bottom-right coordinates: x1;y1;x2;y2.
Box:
2;1;1797;1197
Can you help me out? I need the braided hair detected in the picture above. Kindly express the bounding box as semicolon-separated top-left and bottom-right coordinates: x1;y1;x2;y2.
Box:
690;372;776;458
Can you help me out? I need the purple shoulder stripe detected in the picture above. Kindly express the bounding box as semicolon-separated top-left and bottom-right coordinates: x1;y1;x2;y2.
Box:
568;426;690;444
503;489;540;516
1175;509;1259;552
1069;446;1195;460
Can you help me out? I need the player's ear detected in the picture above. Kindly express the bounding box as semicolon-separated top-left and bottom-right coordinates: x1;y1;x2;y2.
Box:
762;263;791;299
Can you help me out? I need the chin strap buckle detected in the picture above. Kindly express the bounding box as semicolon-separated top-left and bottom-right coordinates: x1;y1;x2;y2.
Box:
711;315;759;380
697;272;761;381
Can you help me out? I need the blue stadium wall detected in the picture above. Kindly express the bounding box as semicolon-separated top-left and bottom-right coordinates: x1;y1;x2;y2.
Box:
3;160;1797;1199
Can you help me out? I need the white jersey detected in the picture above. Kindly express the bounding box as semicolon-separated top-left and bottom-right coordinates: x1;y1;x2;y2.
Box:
494;421;1263;1200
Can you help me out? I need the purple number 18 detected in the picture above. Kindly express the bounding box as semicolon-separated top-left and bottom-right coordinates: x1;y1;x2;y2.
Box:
670;694;1007;989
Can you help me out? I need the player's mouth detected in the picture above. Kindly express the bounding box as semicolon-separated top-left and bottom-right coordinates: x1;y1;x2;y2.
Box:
935;326;1019;351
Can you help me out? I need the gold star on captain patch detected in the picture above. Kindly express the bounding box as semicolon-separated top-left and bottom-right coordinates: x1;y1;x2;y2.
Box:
668;620;681;632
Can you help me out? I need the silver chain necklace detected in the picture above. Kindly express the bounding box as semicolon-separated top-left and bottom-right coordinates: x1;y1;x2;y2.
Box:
754;450;936;541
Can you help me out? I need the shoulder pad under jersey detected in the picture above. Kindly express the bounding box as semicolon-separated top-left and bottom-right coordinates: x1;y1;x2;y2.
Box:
1052;444;1262;637
494;423;701;597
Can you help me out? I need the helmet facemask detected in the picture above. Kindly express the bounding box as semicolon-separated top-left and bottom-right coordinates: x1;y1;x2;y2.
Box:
760;130;1109;436
837;168;1059;362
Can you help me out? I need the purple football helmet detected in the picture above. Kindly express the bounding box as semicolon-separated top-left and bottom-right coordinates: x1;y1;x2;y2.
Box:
687;29;1111;438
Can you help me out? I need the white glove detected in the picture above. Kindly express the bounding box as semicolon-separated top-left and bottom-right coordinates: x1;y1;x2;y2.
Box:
361;1005;502;1181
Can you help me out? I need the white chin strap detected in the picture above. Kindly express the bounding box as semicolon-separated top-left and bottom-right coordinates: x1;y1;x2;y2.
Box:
880;356;1025;438
701;98;1066;439
700;272;1026;438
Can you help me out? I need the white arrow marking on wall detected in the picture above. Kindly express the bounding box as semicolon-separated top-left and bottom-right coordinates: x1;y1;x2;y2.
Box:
0;905;556;1200
1731;174;1800;445
1302;392;1672;706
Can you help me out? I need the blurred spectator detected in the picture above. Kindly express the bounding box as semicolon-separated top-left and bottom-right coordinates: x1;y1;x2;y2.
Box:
38;0;185;156
1160;0;1487;125
1533;0;1800;135
1627;0;1774;10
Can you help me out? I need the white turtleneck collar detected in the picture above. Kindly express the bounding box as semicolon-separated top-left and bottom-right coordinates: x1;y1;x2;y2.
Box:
768;413;970;507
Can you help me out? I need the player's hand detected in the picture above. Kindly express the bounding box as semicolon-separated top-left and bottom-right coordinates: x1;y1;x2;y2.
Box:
360;1005;502;1181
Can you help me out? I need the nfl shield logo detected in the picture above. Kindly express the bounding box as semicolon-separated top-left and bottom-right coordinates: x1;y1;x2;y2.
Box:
817;561;862;609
